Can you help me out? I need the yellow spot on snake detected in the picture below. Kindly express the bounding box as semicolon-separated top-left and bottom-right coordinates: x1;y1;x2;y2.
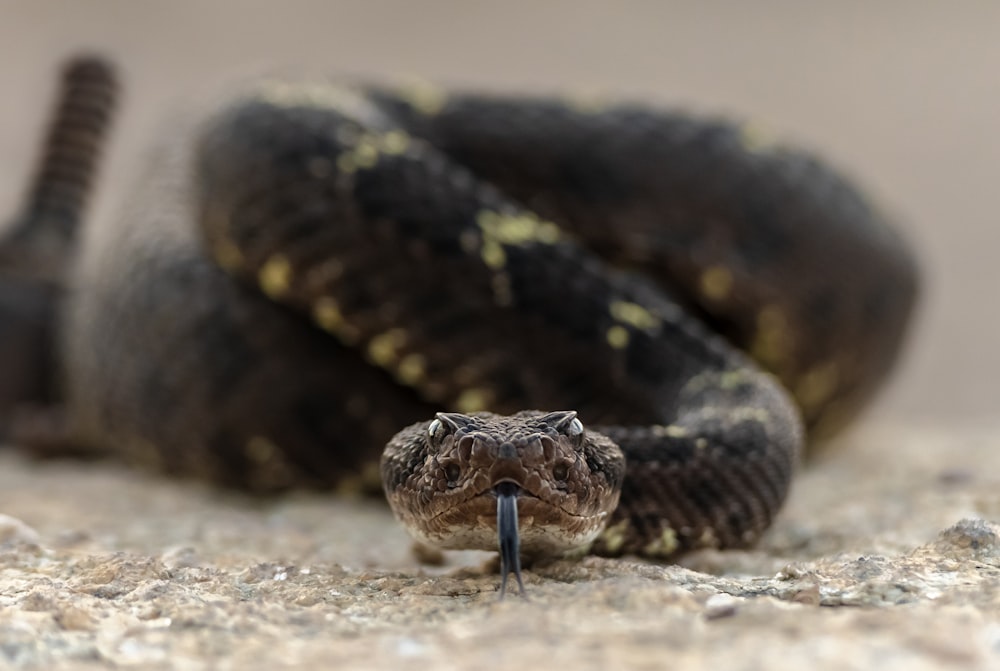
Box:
355;139;379;167
598;519;630;554
751;305;793;369
312;296;344;333
476;210;561;246
739;120;776;153
565;90;611;114
643;527;679;558
698;527;720;548
606;325;630;349
380;130;411;155
699;266;733;302
719;369;753;390
338;136;380;174
473;210;561;272
652;424;688;439
367;329;408;368
396;78;447;116
396;353;427;386
253;81;378;119
338;132;407;174
455;388;493;413
480;241;507;269
245;436;279;464
258;254;293;298
795;361;841;413
609;300;659;331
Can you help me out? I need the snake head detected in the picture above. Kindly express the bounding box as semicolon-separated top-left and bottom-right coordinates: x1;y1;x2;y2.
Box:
381;410;625;570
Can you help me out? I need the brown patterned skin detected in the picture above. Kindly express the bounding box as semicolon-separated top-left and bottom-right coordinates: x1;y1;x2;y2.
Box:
2;62;918;561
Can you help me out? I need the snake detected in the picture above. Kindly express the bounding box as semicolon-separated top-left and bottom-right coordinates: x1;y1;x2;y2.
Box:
0;57;918;595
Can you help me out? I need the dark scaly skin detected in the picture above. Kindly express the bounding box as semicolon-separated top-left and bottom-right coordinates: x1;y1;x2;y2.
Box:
365;91;918;438
0;57;117;438
4;65;918;565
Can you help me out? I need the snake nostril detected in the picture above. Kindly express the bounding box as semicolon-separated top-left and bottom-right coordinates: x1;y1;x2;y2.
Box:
552;462;569;483
444;462;461;485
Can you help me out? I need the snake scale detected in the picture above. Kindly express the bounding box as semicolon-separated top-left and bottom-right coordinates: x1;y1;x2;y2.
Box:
0;57;918;593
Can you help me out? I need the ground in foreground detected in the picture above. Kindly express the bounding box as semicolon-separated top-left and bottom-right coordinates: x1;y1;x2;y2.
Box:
1;422;999;670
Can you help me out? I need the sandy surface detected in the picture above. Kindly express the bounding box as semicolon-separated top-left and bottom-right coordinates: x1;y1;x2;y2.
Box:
1;2;999;670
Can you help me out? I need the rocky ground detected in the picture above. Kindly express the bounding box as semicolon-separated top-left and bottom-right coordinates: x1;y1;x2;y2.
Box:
2;2;999;670
2;421;999;670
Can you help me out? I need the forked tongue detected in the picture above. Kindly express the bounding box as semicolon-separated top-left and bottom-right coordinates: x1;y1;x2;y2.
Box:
495;481;525;598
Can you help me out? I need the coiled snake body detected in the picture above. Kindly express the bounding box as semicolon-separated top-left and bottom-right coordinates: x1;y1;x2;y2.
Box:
0;59;918;593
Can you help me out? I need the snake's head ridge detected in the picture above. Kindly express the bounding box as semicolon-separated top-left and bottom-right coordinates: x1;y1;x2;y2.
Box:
381;410;625;559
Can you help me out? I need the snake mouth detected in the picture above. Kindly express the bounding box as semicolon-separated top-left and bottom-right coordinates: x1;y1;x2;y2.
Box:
426;479;591;524
416;478;610;576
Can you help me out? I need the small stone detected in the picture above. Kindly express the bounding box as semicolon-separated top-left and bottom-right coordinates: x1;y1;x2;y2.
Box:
936;468;974;486
410;541;446;566
161;545;201;568
0;513;41;547
704;593;740;620
933;519;1000;559
792;584;822;606
19;590;55;612
54;605;97;631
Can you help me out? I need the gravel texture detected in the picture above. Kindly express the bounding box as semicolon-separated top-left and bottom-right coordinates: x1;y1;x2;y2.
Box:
2;423;1000;670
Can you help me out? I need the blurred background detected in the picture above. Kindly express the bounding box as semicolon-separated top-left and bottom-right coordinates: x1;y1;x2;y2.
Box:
1;0;997;430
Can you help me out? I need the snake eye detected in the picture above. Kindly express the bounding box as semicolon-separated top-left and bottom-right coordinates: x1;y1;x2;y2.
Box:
444;462;461;484
540;410;584;437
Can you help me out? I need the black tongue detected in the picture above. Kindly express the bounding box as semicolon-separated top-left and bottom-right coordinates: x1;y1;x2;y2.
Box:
495;482;525;598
